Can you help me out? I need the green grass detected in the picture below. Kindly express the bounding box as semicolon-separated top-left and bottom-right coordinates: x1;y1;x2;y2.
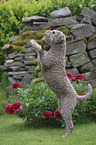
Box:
0;114;96;145
0;72;9;101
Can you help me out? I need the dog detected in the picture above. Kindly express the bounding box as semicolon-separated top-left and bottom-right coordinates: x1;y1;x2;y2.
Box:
30;30;92;137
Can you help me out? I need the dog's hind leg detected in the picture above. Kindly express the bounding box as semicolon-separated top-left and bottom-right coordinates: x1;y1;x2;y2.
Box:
62;114;74;137
54;95;61;112
61;97;75;137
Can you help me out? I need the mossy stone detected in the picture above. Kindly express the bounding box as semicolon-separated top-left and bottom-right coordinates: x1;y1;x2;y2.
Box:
32;71;38;76
69;37;87;44
36;39;42;45
89;34;96;42
55;26;71;35
33;59;38;65
23;28;33;32
12;45;25;52
34;32;44;39
21;31;37;39
35;65;41;72
43;26;50;30
40;38;45;45
12;39;30;46
32;77;44;83
16;36;22;41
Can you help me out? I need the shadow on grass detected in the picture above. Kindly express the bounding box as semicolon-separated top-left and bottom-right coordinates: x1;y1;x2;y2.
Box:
1;118;62;133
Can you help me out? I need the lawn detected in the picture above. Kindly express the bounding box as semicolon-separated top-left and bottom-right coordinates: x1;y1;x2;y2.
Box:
0;114;96;145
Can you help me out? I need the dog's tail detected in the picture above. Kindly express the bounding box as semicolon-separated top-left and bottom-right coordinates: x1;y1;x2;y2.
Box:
77;84;92;102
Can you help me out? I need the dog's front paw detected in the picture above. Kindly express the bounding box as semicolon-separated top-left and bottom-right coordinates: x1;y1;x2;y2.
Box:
30;39;42;52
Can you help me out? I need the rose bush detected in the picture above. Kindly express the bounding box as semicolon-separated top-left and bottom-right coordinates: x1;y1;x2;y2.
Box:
54;109;61;119
66;72;72;78
71;77;76;81
13;82;20;89
43;110;52;118
5;104;16;114
5;101;22;114
14;77;96;126
75;74;83;80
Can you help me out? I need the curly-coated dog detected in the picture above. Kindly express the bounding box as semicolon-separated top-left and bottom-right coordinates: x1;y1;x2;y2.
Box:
30;30;92;137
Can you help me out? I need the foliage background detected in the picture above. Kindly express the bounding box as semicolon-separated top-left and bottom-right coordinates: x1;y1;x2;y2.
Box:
14;82;96;127
0;0;96;50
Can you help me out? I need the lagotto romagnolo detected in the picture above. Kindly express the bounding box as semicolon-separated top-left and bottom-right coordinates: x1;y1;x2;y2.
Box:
30;30;92;137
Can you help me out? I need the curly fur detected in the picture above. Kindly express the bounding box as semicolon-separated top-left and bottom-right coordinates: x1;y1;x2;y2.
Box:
30;30;92;137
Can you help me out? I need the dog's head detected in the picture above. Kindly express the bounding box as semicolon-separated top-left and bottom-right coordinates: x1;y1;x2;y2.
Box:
43;30;66;44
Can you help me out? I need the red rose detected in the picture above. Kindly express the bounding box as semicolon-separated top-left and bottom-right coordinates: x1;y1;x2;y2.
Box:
13;101;21;111
5;101;22;114
75;74;83;79
71;77;76;81
13;82;20;89
77;93;84;96
43;110;52;118
66;72;72;78
5;104;16;114
54;109;61;119
77;93;84;102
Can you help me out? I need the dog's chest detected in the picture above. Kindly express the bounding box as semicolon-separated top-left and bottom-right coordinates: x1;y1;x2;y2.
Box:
41;51;64;71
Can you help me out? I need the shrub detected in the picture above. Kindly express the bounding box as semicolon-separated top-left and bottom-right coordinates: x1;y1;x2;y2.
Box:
16;82;60;127
0;72;9;116
15;81;96;127
0;52;5;65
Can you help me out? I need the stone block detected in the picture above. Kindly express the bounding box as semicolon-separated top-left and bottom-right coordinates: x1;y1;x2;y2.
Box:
49;16;78;27
87;40;96;50
92;59;96;66
79;62;94;73
20;48;35;53
50;7;71;18
71;24;95;38
25;66;35;71
15;56;23;61
82;72;91;80
70;52;90;67
8;52;18;59
92;14;96;26
24;55;36;60
9;66;21;71
83;70;96;80
8;62;25;67
8;77;16;84
6;59;14;64
24;61;36;65
81;15;92;24
9;36;18;42
8;71;29;76
20;76;33;87
13;75;23;80
81;7;96;19
66;39;86;55
66;35;74;41
22;16;48;23
89;49;96;59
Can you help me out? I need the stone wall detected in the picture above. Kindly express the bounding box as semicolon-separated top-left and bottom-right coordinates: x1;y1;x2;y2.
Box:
1;7;96;88
1;47;37;87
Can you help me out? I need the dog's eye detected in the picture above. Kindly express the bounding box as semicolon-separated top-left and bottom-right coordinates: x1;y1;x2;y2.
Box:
53;31;55;34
